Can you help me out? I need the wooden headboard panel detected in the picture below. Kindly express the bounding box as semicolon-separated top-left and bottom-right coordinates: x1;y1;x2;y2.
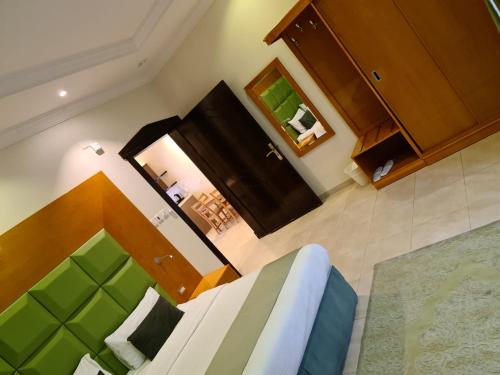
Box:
0;172;201;312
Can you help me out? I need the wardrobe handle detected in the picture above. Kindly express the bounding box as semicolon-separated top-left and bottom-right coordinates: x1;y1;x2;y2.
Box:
295;23;304;32
309;20;318;30
371;70;382;82
290;37;300;47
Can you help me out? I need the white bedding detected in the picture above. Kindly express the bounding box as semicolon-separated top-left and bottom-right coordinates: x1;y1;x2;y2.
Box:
144;244;330;375
297;121;327;142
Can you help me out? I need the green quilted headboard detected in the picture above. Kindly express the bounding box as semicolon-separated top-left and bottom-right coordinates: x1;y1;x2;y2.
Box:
0;229;174;375
259;76;303;143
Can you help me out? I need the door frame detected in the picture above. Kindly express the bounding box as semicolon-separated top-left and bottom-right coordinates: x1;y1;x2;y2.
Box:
119;116;241;276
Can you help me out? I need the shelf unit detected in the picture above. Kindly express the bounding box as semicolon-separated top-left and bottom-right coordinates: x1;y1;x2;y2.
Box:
352;120;400;156
265;1;427;189
352;124;425;189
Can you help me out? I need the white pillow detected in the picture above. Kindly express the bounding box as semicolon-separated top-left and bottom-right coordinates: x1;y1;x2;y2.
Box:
73;354;112;375
299;103;309;111
288;108;307;133
105;288;160;369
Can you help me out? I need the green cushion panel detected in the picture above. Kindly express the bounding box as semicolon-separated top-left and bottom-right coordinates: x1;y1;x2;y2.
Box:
274;96;299;125
260;89;280;111
0;295;59;368
19;328;90;375
273;77;293;103
288;91;303;111
29;259;98;322
260;77;304;126
71;229;129;285
273;102;292;125
154;284;177;306
282;94;301;117
103;258;155;312
0;357;13;375
97;348;129;375
284;125;300;143
66;290;127;353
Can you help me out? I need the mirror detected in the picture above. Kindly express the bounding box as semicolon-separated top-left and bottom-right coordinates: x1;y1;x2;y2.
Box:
245;58;334;157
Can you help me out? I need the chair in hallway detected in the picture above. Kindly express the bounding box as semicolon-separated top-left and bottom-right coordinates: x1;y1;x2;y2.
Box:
199;193;234;226
209;190;239;223
191;201;226;234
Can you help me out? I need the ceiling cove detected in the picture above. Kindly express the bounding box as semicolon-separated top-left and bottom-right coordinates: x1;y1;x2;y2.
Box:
0;0;215;150
0;0;173;98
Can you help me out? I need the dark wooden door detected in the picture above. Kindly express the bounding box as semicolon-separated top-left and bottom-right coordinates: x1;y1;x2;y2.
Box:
171;81;321;237
316;0;476;151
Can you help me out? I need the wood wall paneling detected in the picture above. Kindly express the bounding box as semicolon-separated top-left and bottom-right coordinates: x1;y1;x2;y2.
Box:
0;177;103;312
0;172;202;312
101;173;201;302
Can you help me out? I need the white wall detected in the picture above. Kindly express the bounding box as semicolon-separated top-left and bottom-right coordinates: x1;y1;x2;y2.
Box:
153;0;357;195
135;135;214;196
0;84;222;274
0;0;358;277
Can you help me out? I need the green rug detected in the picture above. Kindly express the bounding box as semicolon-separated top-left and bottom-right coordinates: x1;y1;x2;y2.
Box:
358;220;500;375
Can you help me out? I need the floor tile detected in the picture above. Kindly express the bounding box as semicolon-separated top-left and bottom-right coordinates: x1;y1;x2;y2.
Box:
461;131;500;176
342;318;365;373
374;174;415;215
369;201;413;242
355;294;370;320
465;161;500;229
413;180;467;225
412;207;470;250
365;230;412;266
415;153;463;199
330;247;366;282
357;270;374;296
344;183;377;210
229;133;500;375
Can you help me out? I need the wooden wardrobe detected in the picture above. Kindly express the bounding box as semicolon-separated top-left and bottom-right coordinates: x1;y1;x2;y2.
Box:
266;0;500;188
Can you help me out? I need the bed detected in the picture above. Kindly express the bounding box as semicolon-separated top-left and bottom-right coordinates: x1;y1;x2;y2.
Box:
0;229;356;375
134;244;358;375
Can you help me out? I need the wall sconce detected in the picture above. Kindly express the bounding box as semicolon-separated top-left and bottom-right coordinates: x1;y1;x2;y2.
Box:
83;142;105;155
154;254;173;265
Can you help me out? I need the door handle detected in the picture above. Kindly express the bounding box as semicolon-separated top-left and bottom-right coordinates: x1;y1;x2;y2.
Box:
371;70;382;82
266;143;283;160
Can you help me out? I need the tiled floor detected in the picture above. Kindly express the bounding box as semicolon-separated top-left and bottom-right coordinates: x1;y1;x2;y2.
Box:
214;131;500;374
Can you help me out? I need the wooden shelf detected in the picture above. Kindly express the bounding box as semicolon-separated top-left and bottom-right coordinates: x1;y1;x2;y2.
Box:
352;131;425;189
352;120;400;157
372;152;425;189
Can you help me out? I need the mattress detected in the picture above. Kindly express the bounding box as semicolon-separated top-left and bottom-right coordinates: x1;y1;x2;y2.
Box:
144;244;331;375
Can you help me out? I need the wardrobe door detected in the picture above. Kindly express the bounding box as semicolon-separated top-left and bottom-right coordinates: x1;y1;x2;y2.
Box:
315;0;476;152
393;0;500;125
283;6;390;136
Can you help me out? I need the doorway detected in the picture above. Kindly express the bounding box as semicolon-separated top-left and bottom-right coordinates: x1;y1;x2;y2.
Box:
135;134;257;268
120;81;322;274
